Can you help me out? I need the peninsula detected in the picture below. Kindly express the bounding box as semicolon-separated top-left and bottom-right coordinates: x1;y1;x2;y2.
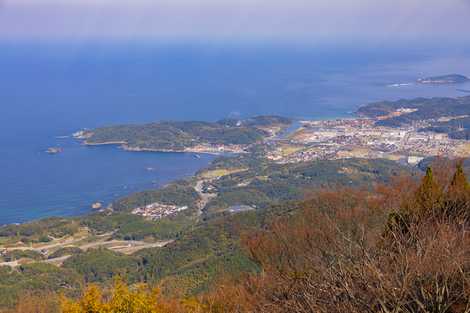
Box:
74;115;292;154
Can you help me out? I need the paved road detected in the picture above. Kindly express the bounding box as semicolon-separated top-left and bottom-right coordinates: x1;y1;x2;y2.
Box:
0;238;172;267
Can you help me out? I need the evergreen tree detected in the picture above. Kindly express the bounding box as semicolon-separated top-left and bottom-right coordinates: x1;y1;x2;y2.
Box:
415;167;442;215
446;162;470;219
449;162;468;192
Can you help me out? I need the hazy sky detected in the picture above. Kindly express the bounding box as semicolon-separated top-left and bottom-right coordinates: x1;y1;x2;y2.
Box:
0;0;469;42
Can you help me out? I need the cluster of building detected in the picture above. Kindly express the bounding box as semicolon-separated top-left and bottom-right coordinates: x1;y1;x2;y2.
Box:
266;117;470;164
183;144;247;154
132;202;189;220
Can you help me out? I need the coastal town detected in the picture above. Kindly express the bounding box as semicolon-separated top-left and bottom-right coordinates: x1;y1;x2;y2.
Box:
266;116;470;165
120;107;470;221
131;202;189;220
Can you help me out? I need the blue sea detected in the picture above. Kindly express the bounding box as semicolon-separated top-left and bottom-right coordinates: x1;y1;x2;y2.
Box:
1;41;470;225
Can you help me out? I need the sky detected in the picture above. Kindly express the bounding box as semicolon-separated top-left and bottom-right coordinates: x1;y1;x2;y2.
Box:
0;0;469;42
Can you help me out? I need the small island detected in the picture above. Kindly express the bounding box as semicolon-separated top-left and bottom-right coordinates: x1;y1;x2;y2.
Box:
91;202;103;211
417;74;470;85
46;147;63;154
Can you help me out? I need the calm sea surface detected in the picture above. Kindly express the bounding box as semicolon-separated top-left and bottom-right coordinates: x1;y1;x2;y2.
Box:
1;41;470;224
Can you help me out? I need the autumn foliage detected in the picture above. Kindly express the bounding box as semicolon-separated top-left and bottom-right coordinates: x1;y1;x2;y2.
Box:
59;279;205;313
204;160;470;313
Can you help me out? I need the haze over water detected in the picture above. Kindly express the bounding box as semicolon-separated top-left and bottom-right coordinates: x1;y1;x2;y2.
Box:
1;41;470;225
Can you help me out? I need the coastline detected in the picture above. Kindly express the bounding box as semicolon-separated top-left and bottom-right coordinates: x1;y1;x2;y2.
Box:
83;141;128;146
4;120;290;226
8;95;470;226
82;141;243;156
1;141;217;226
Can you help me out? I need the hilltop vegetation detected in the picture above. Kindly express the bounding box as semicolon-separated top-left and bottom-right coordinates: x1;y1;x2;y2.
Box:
0;157;470;313
202;156;412;215
18;160;470;313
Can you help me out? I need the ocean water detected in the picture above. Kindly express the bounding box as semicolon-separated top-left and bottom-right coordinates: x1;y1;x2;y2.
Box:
1;41;470;225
